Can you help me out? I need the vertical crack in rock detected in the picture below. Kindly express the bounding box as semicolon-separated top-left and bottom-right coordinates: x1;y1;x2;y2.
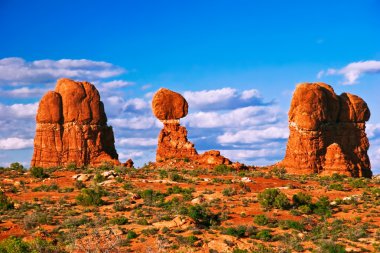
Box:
31;78;119;168
279;82;372;177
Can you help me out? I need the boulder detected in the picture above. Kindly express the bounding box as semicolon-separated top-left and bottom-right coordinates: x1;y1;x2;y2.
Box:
280;82;372;177
152;88;188;121
31;78;119;168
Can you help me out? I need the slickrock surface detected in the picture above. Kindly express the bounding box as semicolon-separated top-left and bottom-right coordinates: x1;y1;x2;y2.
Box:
152;88;233;167
280;82;372;177
31;78;119;168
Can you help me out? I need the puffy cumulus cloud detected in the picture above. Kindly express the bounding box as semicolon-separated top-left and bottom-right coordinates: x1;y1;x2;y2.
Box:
0;102;38;119
100;80;134;89
318;60;380;85
367;124;380;140
0;137;33;150
0;87;47;98
217;126;289;144
117;138;157;147
183;106;283;129
109;116;159;130
183;87;268;111
216;148;285;166
0;57;125;86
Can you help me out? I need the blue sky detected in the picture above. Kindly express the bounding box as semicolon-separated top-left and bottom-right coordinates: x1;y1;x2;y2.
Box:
0;0;380;173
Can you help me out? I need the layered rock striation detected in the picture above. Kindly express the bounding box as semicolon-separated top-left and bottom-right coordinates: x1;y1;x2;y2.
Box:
152;88;233;167
280;82;372;177
31;78;119;168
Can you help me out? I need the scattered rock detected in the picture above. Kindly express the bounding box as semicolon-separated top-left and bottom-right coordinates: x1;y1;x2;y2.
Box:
191;196;206;204
152;216;194;229
123;159;134;168
280;82;372;177
197;150;231;166
31;78;119;168
101;170;116;179
98;179;116;186
74;174;93;182
240;177;252;183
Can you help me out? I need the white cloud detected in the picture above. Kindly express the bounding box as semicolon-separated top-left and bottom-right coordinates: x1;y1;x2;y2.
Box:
183;106;282;128
318;60;380;85
217;126;289;144
0;57;125;85
117;138;156;147
0;102;38;119
0;87;47;98
183;87;265;110
109;116;159;130
101;80;134;89
0;137;33;150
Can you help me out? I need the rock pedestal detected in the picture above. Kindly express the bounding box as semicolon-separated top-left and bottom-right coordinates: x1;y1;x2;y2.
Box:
31;78;119;168
280;82;372;177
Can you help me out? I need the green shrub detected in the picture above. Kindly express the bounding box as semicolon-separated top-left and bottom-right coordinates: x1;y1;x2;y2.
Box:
0;236;30;253
328;183;345;191
139;189;166;206
0;192;14;211
223;226;247;238
292;192;312;207
75;180;86;189
159;170;168;179
278;220;304;231
169;172;185;182
30;167;48;178
313;196;332;217
9;162;24;172
214;164;234;174
126;230;138;240
188;204;219;227
255;229;272;241
76;186;106;206
349;178;368;189
317;240;346;253
110;216;128;225
222;187;237;197
232;249;248;253
258;188;290;210
254;214;269;226
93;172;105;183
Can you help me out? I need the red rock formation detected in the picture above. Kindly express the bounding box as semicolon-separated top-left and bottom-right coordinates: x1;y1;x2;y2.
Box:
156;122;198;162
280;82;372;177
31;78;119;168
152;88;234;168
123;159;134;169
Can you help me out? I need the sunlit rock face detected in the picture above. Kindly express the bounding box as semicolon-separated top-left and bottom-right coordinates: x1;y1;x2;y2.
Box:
280;82;372;177
31;78;119;168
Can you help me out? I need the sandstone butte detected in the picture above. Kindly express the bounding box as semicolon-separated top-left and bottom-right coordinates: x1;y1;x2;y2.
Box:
152;88;235;168
30;78;119;168
279;82;372;178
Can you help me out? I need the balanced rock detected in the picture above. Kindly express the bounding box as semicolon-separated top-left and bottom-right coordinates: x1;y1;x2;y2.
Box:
280;82;371;177
152;88;233;168
152;88;188;121
31;78;119;168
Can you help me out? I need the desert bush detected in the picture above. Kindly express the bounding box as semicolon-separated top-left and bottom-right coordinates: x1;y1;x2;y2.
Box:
328;183;345;191
76;186;106;206
23;211;53;229
255;229;272;241
126;230;138;240
188;204;219;227
292;192;312;207
313;196;332;217
278;220;304;231
167;186;194;200
110;216;128;225
270;167;287;179
30;167;49;178
214;164;234;174
222;187;237;197
93;172;105;183
254;214;269;226
32;183;59;192
0;192;14;211
316;240;346;253
169;172;185;182
258;188;290;210
139;189;166;206
9;162;25;172
349;178;368;188
0;236;30;253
